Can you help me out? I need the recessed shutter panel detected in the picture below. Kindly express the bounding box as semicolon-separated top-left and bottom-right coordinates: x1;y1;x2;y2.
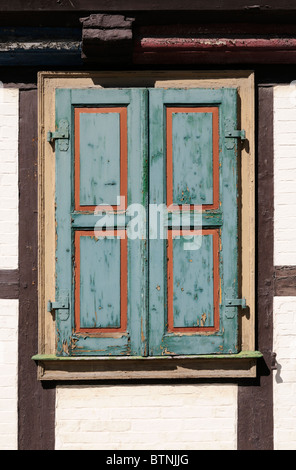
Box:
54;88;148;356
149;88;240;355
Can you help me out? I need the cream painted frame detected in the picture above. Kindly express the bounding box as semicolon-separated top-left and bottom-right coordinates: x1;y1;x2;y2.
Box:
36;70;256;380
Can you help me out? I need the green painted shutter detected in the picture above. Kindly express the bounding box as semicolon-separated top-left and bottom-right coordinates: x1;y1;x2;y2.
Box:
55;88;148;356
149;88;240;355
54;86;241;358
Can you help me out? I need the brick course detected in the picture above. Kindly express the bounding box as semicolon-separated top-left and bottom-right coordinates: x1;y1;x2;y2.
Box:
55;384;237;450
0;88;18;270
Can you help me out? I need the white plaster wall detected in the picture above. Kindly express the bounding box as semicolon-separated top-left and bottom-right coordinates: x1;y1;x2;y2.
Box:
274;85;296;450
55;384;237;450
273;297;296;450
274;85;296;265
0;88;18;450
0;87;18;270
0;299;18;450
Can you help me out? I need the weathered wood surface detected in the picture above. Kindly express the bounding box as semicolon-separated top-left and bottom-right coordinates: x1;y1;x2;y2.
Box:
134;24;296;64
171;234;214;329
274;266;296;296
0;270;19;299
237;85;274;451
80;14;134;63
149;87;239;356
55;88;148;357
38;70;255;370
0;26;81;66
33;351;262;381
170;109;214;206
79;235;122;329
78;110;121;207
19;88;55;450
1;0;296;11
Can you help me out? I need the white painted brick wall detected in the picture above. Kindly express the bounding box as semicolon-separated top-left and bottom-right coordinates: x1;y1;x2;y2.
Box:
274;86;296;265
0;299;18;450
0;89;19;449
0;88;19;270
55;384;237;450
274;86;296;450
273;297;296;450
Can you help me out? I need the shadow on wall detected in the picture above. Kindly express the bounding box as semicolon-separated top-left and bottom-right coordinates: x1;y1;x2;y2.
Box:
274;361;283;384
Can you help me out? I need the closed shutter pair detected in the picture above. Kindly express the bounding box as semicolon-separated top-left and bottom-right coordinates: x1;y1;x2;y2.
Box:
52;87;241;357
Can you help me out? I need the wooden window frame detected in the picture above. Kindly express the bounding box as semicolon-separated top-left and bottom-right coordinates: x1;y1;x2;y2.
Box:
34;70;261;380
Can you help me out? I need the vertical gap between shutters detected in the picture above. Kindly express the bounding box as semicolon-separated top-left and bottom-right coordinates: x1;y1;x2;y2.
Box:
146;89;150;356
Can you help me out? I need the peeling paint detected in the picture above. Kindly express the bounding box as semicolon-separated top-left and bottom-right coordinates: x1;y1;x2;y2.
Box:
0;40;81;52
62;339;69;356
200;313;207;327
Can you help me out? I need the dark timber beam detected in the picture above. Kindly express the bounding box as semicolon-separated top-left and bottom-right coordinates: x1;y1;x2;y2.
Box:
0;270;19;299
274;266;296;296
18;88;55;450
1;0;296;12
237;86;274;450
80;14;134;64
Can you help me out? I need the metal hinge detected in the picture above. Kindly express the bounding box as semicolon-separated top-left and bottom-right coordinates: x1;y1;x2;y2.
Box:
47;119;69;151
225;297;247;319
224;118;246;149
47;300;68;311
271;352;277;370
47;291;70;321
225;129;246;141
226;298;247;308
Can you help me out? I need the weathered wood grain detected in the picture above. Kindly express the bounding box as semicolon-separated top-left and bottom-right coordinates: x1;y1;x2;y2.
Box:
55;88;148;357
149;87;240;356
1;0;296;11
274;266;296;296
237;85;274;450
0;270;19;299
33;351;262;381
38;70;255;375
18;88;55;450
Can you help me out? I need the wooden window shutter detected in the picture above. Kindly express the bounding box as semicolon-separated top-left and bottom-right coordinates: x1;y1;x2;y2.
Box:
148;88;240;355
54;86;241;357
54;88;148;356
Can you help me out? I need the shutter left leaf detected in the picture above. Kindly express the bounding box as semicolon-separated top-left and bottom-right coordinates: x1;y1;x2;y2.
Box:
55;88;148;356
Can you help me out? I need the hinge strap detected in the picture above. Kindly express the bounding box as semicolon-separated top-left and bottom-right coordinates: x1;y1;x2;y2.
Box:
47;291;70;321
47;300;69;312
47;119;69;151
225;129;246;140
225;298;247;308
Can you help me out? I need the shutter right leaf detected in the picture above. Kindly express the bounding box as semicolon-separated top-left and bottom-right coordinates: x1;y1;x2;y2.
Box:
148;87;240;356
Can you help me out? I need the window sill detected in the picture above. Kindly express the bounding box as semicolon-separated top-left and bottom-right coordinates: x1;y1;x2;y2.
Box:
32;351;262;381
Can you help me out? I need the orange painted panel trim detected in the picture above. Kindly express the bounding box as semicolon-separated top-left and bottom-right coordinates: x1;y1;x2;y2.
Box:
74;107;128;212
166;106;219;211
74;230;128;334
167;228;220;334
